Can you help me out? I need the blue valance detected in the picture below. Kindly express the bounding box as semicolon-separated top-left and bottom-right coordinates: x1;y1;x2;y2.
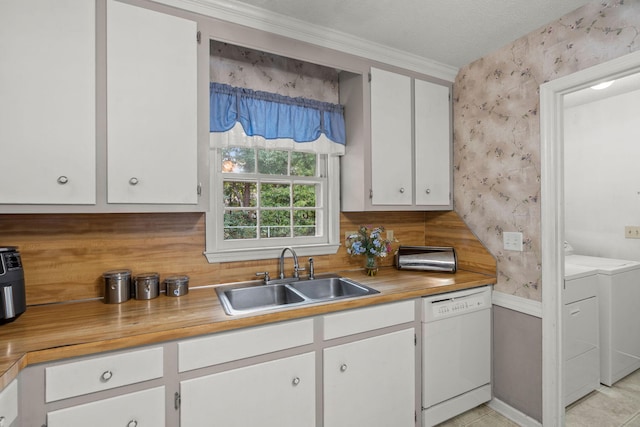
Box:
210;82;346;145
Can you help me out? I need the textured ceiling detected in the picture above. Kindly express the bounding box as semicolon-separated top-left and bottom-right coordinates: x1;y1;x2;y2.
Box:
226;0;593;68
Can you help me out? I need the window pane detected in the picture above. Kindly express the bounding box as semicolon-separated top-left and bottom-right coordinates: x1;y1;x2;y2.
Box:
294;210;317;237
224;210;257;240
260;210;291;238
291;152;316;176
222;147;255;173
258;149;288;175
224;181;257;207
261;183;291;207
293;184;317;207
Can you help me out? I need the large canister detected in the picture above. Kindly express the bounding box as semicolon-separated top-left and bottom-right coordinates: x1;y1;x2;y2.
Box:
134;273;160;300
103;269;132;304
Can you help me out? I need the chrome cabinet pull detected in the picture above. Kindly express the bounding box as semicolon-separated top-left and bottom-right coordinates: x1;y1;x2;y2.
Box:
399;187;405;194
426;188;431;194
129;177;139;186
127;420;138;427
57;176;68;185
340;364;348;372
100;370;113;382
292;377;300;386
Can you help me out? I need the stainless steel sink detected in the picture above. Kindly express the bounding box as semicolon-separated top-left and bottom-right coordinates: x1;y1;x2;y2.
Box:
289;277;376;300
215;276;379;315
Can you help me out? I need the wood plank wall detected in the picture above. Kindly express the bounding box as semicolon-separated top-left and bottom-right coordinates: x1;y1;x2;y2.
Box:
0;211;494;305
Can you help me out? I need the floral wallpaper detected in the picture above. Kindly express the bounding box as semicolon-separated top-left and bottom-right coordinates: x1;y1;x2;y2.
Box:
454;0;640;300
210;40;339;103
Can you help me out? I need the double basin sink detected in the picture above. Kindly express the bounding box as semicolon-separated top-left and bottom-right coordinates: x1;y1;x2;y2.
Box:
216;276;380;315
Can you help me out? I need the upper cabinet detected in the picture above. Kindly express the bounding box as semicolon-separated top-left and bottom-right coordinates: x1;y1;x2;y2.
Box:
0;0;96;205
340;67;452;211
0;0;206;213
106;0;199;205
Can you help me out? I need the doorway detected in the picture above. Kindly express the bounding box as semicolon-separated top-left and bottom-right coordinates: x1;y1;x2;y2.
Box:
540;50;640;426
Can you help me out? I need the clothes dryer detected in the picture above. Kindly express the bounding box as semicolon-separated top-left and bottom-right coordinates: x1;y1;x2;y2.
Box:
565;253;640;386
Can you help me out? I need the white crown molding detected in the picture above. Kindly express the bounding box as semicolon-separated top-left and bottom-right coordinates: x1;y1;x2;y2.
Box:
152;0;458;82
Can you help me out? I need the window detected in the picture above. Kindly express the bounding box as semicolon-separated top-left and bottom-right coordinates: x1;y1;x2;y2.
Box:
204;82;344;263
205;131;341;263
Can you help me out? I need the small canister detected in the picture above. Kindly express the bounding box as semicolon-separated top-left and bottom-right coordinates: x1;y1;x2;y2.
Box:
134;273;160;300
164;275;189;297
103;269;132;304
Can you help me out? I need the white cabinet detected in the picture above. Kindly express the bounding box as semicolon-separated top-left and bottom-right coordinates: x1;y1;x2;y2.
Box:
414;79;451;206
106;0;199;205
180;352;316;427
45;347;164;402
370;69;413;206
324;328;415;427
47;386;165;427
0;380;18;427
340;67;451;211
0;0;96;205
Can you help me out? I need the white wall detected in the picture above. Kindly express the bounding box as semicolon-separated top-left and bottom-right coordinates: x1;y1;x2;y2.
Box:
564;87;640;260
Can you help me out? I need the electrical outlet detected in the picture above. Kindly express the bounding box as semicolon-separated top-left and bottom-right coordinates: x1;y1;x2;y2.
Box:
386;230;394;241
503;232;523;251
625;226;640;239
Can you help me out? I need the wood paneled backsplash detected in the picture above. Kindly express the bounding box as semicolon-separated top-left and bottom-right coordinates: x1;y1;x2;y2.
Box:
0;211;494;305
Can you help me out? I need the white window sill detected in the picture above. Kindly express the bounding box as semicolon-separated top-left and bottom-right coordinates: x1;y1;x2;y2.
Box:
204;243;341;263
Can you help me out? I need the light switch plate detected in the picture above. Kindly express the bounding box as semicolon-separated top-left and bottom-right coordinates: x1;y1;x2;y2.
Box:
625;226;640;239
503;232;524;251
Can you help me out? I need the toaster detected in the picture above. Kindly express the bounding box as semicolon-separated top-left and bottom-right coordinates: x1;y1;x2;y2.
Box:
395;246;457;273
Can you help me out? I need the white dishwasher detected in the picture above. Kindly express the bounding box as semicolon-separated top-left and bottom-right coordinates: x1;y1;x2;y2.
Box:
422;286;492;427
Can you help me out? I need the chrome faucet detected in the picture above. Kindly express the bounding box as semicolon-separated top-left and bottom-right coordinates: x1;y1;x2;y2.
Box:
279;247;303;280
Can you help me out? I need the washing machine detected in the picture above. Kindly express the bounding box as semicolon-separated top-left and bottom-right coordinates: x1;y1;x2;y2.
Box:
565;248;640;386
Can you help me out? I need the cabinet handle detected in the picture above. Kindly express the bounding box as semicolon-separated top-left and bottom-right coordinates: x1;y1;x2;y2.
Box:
129;177;139;186
340;363;348;372
399;187;405;194
57;175;69;185
100;370;113;382
127;420;138;427
292;377;301;386
425;188;431;194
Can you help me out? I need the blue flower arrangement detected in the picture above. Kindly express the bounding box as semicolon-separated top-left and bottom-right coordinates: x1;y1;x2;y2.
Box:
346;225;392;259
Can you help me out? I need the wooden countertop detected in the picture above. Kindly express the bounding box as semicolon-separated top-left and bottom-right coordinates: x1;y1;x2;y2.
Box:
0;267;495;389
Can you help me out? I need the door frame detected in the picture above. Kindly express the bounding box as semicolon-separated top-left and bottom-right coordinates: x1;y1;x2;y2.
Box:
540;49;640;426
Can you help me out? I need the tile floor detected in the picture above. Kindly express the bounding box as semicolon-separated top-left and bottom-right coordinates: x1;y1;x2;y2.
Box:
435;369;640;427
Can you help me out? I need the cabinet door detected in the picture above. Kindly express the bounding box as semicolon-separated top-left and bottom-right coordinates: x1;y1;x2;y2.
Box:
47;386;165;427
107;0;198;204
324;328;415;427
370;68;412;205
0;0;95;204
415;79;451;206
180;352;315;427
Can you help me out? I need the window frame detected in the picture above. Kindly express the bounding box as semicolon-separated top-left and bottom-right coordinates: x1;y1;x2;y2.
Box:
204;145;341;263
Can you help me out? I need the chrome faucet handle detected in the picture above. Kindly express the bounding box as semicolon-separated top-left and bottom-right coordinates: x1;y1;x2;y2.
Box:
293;265;305;279
255;271;271;284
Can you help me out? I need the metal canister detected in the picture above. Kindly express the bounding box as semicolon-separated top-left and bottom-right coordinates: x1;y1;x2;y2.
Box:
134;273;160;300
164;275;189;297
103;269;132;304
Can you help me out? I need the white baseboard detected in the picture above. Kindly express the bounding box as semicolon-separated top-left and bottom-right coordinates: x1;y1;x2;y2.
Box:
488;398;542;427
492;291;543;318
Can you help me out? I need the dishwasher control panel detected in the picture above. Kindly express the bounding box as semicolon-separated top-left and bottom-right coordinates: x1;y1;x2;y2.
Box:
422;286;492;322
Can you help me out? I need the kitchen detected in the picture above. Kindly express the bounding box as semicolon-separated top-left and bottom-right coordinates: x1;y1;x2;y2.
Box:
1;0;639;426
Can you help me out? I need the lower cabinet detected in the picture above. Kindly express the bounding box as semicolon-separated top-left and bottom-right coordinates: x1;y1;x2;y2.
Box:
180;352;316;427
47;386;165;427
324;328;416;427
